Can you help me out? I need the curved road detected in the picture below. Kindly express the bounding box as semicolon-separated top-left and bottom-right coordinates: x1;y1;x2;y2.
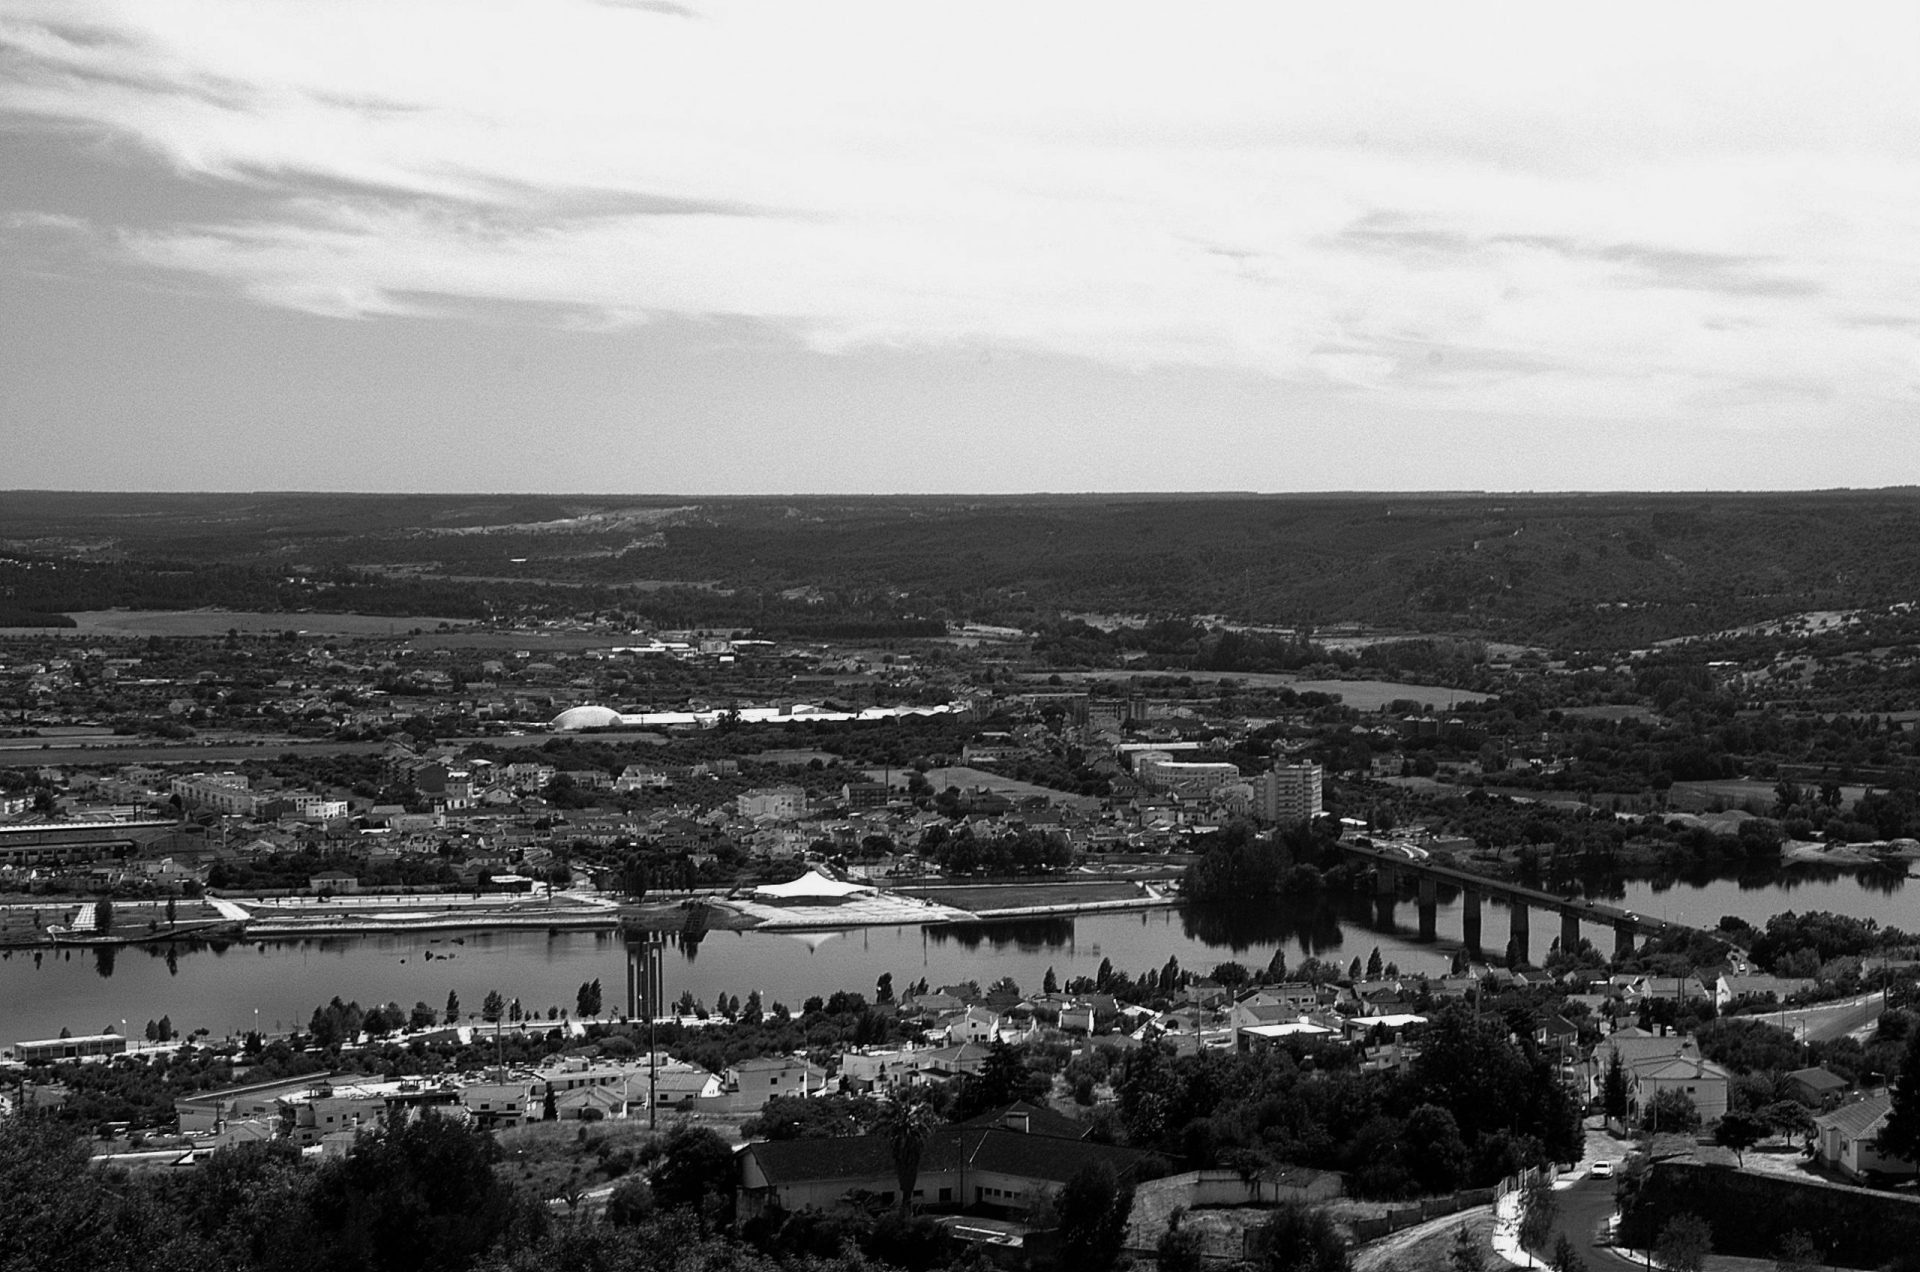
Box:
1543;1173;1640;1271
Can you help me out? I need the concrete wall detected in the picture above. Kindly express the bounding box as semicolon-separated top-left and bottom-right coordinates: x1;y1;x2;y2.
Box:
1621;1160;1920;1268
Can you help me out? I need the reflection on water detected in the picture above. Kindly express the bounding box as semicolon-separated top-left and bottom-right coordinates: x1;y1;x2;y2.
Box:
6;867;1917;1042
929;918;1077;953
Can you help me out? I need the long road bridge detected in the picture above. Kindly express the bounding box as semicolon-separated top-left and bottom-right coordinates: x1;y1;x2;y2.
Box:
1333;837;1705;962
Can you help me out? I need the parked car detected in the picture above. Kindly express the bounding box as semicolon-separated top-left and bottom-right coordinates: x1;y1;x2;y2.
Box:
1590;1160;1615;1179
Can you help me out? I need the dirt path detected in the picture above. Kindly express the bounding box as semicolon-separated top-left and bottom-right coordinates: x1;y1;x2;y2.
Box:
1351;1207;1517;1272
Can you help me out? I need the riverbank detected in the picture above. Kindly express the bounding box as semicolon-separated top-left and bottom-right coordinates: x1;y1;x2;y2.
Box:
0;878;1191;947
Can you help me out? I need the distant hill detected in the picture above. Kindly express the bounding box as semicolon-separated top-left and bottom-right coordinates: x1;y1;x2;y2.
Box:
3;489;1918;646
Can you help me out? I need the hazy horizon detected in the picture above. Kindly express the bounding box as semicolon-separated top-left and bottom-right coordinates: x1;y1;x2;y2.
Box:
5;3;1918;493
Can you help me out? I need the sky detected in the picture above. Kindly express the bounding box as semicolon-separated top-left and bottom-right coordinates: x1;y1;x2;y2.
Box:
2;1;1918;494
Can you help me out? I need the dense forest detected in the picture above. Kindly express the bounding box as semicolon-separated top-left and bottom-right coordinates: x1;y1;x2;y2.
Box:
13;489;1920;643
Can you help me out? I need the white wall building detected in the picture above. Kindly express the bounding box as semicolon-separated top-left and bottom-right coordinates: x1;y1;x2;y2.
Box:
1253;762;1323;823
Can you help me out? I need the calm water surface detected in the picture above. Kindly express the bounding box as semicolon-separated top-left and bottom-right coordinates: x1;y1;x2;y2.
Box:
2;869;1913;1043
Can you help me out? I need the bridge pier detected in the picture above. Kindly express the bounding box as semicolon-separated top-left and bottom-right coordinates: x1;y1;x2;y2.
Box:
1373;894;1398;930
1417;876;1438;942
1461;888;1482;953
1614;921;1636;959
1509;901;1530;967
1561;908;1581;956
625;932;664;1020
1374;862;1398;895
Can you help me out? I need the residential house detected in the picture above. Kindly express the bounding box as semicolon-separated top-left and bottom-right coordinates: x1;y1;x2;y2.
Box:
839;1048;920;1093
650;1066;724;1108
461;1080;532;1129
1812;1093;1916;1181
727;1056;828;1103
1786;1066;1850;1108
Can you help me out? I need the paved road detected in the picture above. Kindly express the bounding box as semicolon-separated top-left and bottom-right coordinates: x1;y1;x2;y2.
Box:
1545;1173;1641;1271
1743;990;1885;1043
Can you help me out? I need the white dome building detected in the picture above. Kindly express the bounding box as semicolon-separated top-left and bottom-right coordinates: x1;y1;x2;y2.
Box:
550;704;626;731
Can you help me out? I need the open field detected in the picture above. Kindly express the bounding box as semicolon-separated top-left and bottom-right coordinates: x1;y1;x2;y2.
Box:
915;765;1101;807
0;738;391;766
1668;777;1872;813
1019;670;1487;710
1288;678;1489;710
50;610;476;637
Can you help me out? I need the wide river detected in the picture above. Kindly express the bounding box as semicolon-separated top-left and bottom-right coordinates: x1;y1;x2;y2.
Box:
3;869;1916;1044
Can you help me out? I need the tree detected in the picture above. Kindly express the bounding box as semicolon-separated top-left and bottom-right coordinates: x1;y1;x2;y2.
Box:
1044;966;1059;995
307;1110;520;1272
1347;956;1363;982
1402;1104;1469;1194
542;1086;558;1121
1256;1204;1348;1272
882;1099;938;1219
1518;1178;1557;1260
1157;1208;1206;1272
652;1125;735;1230
1760;1100;1815;1141
1549;1232;1586;1272
876;973;894;1005
1773;1229;1819;1272
95;898;113;935
1265;948;1287;982
1877;1032;1920;1162
1601;1051;1629;1124
1054;1160;1135;1272
576;980;602;1018
1366;946;1384;980
741;1093;885;1141
604;1176;655;1227
1655;1213;1712;1272
1644;1088;1701;1133
157;1014;174;1042
481;990;505;1024
1714;1110;1766;1164
446;990;460;1022
1448;1224;1485;1272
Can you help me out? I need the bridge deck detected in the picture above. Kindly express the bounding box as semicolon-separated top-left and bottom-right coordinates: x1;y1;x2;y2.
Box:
1338;839;1686;936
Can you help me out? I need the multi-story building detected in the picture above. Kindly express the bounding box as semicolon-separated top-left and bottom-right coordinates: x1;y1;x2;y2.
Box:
169;773;265;817
1252;762;1323;823
1134;754;1242;799
738;787;806;820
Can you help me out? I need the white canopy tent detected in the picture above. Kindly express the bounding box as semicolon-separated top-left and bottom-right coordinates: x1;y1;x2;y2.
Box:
752;869;877;904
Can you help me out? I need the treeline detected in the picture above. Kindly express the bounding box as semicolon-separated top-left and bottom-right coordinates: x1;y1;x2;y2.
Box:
0;554;608;622
1033;618;1338;672
1181;819;1349;902
0;604;74;627
1112;1005;1582;1198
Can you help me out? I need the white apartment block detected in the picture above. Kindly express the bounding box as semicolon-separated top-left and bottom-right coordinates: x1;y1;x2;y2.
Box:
1253;762;1323;823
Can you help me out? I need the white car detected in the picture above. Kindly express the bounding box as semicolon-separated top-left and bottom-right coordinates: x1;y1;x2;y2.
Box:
1590;1161;1616;1179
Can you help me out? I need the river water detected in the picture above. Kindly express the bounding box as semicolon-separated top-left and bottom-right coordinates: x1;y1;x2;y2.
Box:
3;869;1915;1045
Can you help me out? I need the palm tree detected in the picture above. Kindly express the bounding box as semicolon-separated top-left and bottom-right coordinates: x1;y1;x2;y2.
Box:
884;1099;938;1220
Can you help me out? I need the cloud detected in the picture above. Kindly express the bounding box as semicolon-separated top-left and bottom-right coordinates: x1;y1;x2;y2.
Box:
1;0;1919;429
